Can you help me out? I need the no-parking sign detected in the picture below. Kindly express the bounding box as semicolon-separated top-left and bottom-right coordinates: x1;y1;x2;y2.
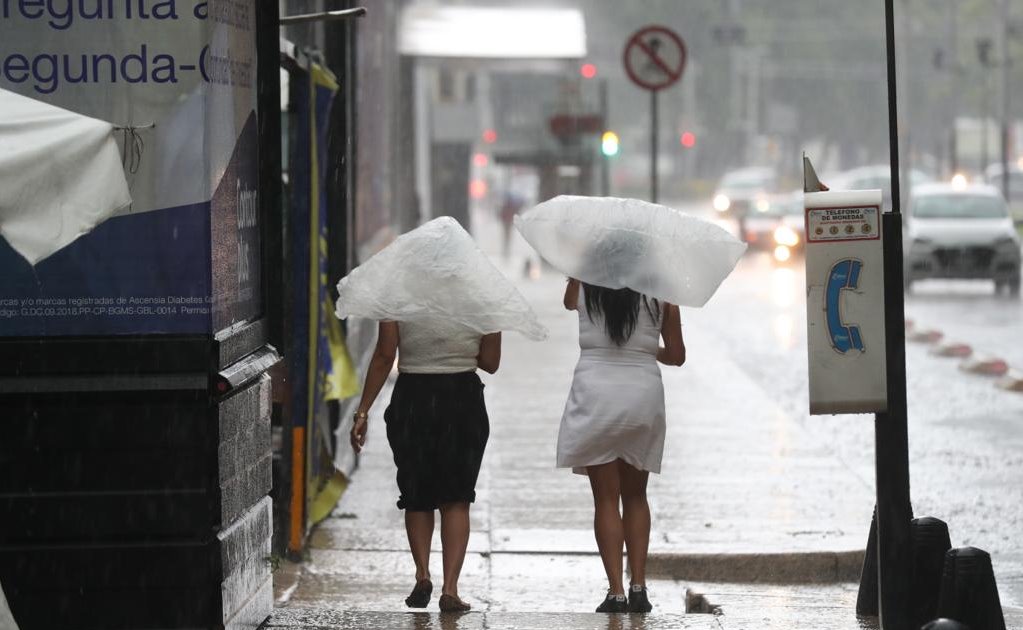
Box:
623;26;687;91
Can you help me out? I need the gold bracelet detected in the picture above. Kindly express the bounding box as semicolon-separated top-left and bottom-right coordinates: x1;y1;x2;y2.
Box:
354;410;368;421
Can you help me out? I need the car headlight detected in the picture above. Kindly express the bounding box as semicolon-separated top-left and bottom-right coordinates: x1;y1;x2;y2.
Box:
773;225;799;247
994;236;1019;247
713;194;731;212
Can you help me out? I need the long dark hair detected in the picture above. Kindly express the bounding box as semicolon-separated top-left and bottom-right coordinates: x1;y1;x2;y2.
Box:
582;283;660;346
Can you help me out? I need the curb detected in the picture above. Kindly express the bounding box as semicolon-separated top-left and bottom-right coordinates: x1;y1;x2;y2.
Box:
646;549;864;584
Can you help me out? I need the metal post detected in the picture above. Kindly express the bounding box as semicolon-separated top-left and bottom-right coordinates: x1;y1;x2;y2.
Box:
876;1;914;628
1000;0;1011;201
600;78;610;196
982;68;990;175
651;90;659;203
256;0;283;351
949;0;959;175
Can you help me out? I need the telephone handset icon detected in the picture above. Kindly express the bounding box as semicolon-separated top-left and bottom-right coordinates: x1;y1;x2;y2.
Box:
825;258;865;353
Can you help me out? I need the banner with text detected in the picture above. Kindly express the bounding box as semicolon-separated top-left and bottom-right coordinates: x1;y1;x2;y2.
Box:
0;0;260;336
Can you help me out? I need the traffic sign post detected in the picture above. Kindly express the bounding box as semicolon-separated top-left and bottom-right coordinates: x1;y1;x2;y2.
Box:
623;26;686;203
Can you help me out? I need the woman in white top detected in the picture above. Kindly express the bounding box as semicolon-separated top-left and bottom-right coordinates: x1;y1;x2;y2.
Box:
351;318;501;613
559;278;685;613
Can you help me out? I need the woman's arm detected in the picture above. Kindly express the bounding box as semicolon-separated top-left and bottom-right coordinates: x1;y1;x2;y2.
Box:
476;332;502;374
657;304;685;366
350;321;399;453
564;278;580;310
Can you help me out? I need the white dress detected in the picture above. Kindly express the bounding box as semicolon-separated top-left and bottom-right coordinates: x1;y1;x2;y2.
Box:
556;289;666;474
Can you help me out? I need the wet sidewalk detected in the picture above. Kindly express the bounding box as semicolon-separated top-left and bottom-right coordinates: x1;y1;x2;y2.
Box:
268;228;897;626
267;266;1023;627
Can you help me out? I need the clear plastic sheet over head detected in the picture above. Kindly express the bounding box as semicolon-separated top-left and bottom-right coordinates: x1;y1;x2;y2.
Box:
515;195;747;307
335;216;548;340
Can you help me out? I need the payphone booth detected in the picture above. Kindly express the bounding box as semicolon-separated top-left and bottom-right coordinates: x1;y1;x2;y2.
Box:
804;189;889;415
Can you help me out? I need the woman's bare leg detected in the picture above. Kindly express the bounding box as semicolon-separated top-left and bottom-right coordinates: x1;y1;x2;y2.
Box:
438;501;471;596
618;459;651;587
405;510;435;581
587;461;625;595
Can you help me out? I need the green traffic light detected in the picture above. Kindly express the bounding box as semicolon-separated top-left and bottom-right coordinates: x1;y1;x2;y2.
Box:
601;131;619;156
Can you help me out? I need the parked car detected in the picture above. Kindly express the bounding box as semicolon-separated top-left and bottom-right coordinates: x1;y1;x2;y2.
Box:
905;182;1021;296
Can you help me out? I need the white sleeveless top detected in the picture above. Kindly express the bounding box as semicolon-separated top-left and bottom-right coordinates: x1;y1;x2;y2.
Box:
397;320;482;374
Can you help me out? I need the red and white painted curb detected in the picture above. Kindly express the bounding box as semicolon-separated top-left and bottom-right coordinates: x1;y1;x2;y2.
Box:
959;355;1010;377
906;318;1021;394
929;342;973;358
908;328;944;344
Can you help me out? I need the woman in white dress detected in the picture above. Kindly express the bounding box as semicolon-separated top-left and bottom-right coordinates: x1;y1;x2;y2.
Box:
559;278;685;613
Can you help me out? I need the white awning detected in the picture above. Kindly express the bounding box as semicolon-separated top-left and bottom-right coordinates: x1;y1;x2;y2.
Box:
0;89;131;265
399;6;587;59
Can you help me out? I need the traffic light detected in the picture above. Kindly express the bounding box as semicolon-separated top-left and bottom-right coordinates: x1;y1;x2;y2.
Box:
580;63;597;79
601;131;619;156
680;131;696;148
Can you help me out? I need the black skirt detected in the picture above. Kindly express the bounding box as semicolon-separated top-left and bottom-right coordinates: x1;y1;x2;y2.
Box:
384;371;490;511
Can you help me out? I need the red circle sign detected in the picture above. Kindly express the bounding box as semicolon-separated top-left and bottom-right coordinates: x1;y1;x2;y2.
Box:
623;25;687;91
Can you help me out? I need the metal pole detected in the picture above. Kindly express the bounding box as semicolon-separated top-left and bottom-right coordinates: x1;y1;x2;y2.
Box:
949;0;959;175
651;90;659;203
876;1;914;628
982;69;990;175
1000;0;1011;201
279;7;367;25
600;78;610;196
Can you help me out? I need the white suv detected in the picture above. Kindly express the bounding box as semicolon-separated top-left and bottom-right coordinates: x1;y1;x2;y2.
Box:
905;183;1021;296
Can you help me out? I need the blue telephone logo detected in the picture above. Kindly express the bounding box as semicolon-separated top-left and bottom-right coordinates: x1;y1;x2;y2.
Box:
825;258;865;353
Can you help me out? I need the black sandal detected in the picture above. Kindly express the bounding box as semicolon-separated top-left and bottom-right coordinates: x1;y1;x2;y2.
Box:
438;593;471;612
405;578;432;608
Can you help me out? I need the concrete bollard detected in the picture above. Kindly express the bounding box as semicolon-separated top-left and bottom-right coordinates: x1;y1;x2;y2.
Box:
921;619;972;630
910;517;953;627
937;547;1006;630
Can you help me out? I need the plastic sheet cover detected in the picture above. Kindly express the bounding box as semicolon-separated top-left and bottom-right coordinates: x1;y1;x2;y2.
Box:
0;88;132;265
515;195;747;307
335;216;548;340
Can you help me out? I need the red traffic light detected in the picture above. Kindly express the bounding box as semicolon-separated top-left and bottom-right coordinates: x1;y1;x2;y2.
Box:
580;63;597;79
680;131;696;148
482;129;498;144
469;179;488;199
